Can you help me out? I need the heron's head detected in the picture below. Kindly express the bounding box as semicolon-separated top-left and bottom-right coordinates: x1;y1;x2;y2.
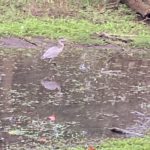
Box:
58;38;67;43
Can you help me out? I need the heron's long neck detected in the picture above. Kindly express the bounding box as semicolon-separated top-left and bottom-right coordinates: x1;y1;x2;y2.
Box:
58;41;64;48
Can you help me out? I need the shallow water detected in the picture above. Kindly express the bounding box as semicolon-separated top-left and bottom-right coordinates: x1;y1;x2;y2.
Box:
0;46;150;148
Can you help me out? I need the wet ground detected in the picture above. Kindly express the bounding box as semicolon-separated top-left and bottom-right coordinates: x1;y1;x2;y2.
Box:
0;37;150;149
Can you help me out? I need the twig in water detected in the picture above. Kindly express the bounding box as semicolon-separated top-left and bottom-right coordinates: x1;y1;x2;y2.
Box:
110;127;144;137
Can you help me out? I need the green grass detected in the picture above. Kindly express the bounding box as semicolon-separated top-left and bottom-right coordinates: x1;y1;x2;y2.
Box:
0;15;150;46
0;18;102;43
69;136;150;150
99;137;150;150
8;136;150;150
0;2;150;46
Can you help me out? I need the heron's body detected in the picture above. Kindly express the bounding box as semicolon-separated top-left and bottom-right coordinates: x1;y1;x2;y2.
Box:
41;39;65;60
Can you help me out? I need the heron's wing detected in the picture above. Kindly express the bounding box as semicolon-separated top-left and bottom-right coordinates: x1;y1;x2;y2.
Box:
41;46;61;59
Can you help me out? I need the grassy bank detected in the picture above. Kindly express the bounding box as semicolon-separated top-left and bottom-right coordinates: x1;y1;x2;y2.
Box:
71;136;150;150
0;1;150;47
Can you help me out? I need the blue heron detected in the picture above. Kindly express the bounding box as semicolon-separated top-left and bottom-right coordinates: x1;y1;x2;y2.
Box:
41;38;66;61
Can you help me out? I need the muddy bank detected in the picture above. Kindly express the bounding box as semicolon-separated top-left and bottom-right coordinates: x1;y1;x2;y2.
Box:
0;36;149;52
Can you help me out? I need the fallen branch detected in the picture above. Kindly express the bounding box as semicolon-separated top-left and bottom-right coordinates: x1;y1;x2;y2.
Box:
98;32;133;43
18;37;38;46
122;0;150;18
110;127;144;137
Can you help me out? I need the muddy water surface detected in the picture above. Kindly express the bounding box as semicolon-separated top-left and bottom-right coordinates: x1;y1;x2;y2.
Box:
0;45;150;148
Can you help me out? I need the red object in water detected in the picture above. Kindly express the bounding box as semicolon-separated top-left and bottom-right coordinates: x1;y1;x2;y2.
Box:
88;146;95;150
48;114;56;121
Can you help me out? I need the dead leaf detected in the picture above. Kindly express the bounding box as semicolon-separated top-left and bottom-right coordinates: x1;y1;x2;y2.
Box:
48;114;56;121
88;145;95;150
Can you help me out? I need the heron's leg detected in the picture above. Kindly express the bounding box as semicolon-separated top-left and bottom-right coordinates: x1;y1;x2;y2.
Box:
49;59;57;66
48;59;52;63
